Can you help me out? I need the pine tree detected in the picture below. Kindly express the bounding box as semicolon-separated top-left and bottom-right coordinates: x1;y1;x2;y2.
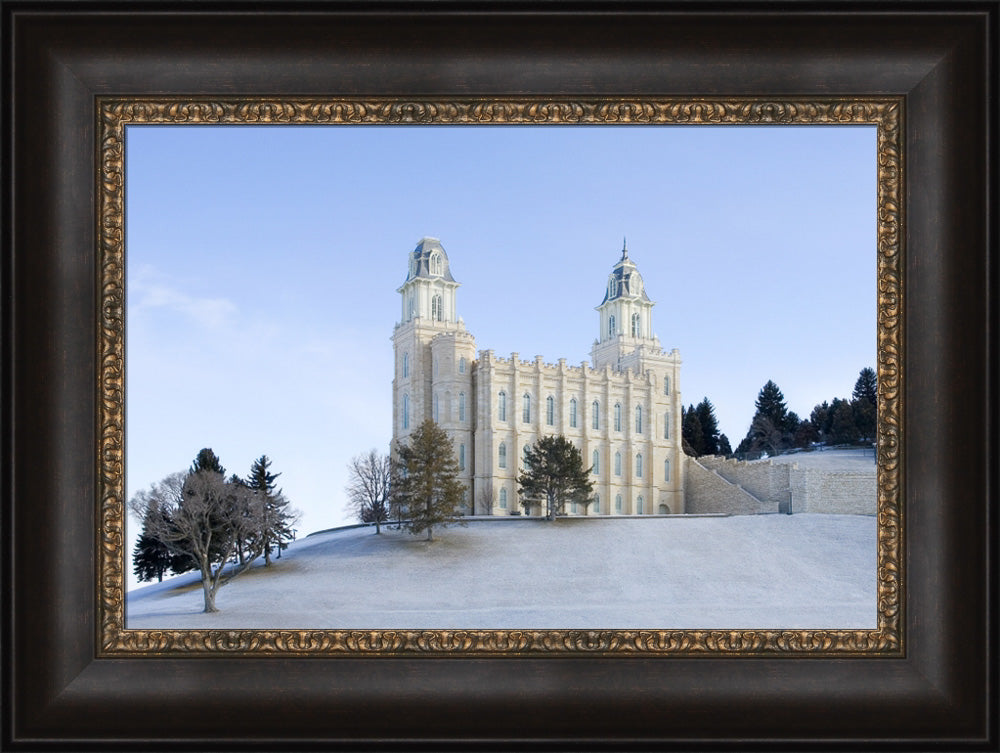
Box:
682;405;704;456
718;433;733;457
829;399;860;444
694;398;721;456
851;367;877;442
739;380;791;457
132;531;173;583
517;435;594;520
191;447;225;475
852;367;877;403
754;380;789;431
247;455;297;565
392;419;465;541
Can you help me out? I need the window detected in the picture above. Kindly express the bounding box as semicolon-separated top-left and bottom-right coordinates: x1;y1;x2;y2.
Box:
402;352;409;378
592;401;600;430
523;393;531;423
636;453;643;478
664;458;671;482
499;488;507;509
459;444;466;471
635;405;643;434
498;442;507;469
569;398;578;428
402;394;409;429
407;296;415;321
458;356;466;373
593;494;600;514
614;403;622;431
459;392;466;422
637;495;644;515
615;494;622;512
546;396;554;425
430;252;442;275
592;450;600;475
608;315;616;337
614;451;622;476
432;393;439;422
631;312;641;337
664;412;670;439
498;391;507;421
571;500;578;514
664;375;670;395
431;294;443;321
610;278;617;297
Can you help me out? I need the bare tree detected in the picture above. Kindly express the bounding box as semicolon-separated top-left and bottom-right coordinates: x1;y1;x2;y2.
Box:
345;450;393;534
476;482;495;516
129;470;266;612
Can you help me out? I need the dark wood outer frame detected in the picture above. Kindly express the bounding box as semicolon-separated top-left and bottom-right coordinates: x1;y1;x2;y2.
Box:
4;2;994;750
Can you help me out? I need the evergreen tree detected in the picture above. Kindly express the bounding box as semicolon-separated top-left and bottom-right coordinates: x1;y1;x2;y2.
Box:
517;435;594;520
829;399;860;444
191;447;225;476
852;367;877;403
810;401;832;442
754;380;789;431
132;530;174;583
793;419;820;448
718;433;733;457
851;367;877;441
694;398;721;456
247;455;298;565
682;405;705;456
739;380;791;457
392;419;465;541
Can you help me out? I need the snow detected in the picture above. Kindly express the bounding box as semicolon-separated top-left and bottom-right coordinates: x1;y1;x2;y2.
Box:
127;513;877;630
763;447;877;470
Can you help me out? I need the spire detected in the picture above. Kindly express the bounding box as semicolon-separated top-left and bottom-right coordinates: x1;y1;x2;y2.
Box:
622;236;628;260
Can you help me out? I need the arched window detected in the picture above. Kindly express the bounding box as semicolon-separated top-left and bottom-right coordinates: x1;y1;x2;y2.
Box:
636;453;643;478
499;487;508;509
569;398;578;428
459;444;466;471
458;392;466;422
614;403;622;431
546;396;554;425
430;253;442;275
593;494;600;514
635;405;643;434
610;278;617;297
615;494;623;512
614;451;622;476
631;312;641;337
523;393;531;423
664;458;671;482
432;393;439;422
431;294;443;321
664;375;670;395
592;450;600;475
663;412;670;439
608;315;616;337
402;352;409;378
458;356;466;373
637;495;644;515
407;296;415;321
592;401;600;430
498;442;507;469
498;392;507;421
571;500;578;514
402;394;409;429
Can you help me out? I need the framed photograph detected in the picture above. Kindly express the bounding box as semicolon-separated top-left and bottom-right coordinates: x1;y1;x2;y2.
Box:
4;2;994;749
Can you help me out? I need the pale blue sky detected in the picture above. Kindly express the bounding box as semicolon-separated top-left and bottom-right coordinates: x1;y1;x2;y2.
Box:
125;123;875;585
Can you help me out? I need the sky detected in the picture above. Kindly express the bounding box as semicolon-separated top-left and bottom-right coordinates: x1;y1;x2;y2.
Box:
125;123;876;588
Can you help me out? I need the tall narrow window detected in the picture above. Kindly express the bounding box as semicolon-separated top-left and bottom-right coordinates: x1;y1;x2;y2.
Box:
631;312;641;337
636;405;643;433
569;398;578;428
615;494;622;512
593;494;600;514
614;451;622;476
459;444;466;471
614;403;622;431
592;401;600;430
571;500;578;514
637;496;644;515
546;396;554;425
432;393;439;422
523;393;531;423
402;352;409;378
636;453;643;478
664;375;670;395
458;356;466;373
664;458;671;482
402;394;409;429
608;315;616;337
430;253;442;275
458;393;466;422
498;391;507;421
592;449;600;475
431;294;443;321
610;278;617;297
664;412;670;439
499;488;508;509
498;442;507;469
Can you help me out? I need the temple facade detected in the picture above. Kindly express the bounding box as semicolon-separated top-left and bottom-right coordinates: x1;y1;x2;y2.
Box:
391;237;686;516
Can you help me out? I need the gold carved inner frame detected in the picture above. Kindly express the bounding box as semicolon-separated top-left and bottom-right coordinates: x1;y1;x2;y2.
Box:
98;97;903;656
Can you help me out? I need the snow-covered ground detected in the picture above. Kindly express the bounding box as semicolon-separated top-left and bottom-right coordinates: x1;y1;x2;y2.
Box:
763;447;877;470
127;513;877;630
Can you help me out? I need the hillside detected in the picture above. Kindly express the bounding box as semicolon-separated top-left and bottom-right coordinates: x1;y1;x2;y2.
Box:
126;514;877;630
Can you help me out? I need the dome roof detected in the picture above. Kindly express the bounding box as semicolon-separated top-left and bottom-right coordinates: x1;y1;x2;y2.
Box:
599;240;652;305
404;237;457;283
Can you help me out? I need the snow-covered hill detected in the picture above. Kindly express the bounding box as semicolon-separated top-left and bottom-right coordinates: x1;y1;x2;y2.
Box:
127;514;876;630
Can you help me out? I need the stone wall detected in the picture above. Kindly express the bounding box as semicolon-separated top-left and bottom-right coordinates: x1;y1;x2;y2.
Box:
685;458;776;515
793;470;876;515
698;455;791;504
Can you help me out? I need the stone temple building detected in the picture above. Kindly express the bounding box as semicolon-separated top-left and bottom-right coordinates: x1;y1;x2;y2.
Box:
392;237;686;516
